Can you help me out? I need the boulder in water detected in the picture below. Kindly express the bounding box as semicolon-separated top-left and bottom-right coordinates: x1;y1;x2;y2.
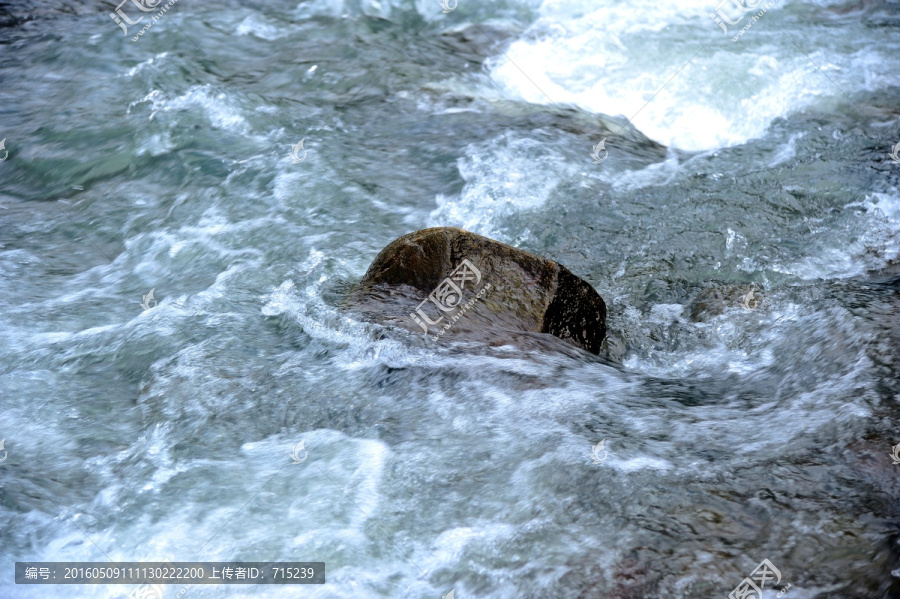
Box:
346;227;607;354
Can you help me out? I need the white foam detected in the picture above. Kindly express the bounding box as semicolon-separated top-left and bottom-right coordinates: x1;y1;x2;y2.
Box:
120;52;169;78
235;13;287;40
487;0;900;151
612;456;673;472
291;0;435;19
790;192;900;279
427;133;577;238
130;84;251;134
768;132;805;167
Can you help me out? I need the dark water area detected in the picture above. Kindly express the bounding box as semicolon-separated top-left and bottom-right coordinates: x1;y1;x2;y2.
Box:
2;0;900;597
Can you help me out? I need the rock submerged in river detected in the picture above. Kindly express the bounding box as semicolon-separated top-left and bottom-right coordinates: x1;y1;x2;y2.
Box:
346;227;607;354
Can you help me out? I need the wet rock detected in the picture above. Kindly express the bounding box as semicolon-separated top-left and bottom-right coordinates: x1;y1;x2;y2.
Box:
685;283;762;322
346;227;607;354
437;24;520;63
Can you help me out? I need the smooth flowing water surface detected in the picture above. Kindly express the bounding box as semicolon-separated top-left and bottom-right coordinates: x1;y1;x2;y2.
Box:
2;0;900;597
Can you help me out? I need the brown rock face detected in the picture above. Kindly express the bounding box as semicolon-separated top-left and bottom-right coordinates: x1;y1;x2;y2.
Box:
346;227;607;354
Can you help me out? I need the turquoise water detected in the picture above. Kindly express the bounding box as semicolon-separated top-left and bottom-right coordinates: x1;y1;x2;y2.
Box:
2;0;900;597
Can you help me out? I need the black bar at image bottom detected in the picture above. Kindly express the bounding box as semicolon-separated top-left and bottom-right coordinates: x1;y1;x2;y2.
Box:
15;562;325;584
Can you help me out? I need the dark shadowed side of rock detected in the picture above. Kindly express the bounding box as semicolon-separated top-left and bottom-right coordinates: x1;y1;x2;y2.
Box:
345;227;606;354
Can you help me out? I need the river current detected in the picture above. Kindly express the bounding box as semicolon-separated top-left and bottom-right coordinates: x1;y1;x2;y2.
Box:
2;0;900;598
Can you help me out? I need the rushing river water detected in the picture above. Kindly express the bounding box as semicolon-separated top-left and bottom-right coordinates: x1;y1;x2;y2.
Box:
2;0;900;597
